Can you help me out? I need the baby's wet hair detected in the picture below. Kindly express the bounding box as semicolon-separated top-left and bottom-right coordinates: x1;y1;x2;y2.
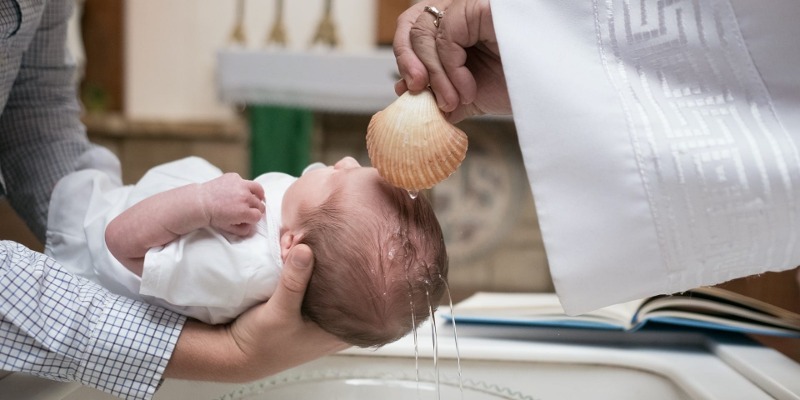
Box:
298;180;448;348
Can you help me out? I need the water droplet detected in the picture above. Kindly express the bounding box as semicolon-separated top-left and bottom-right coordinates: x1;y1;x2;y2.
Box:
408;190;419;200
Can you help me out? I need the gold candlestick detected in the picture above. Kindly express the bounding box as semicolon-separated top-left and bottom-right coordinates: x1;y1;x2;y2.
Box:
310;0;339;48
229;0;247;45
266;0;288;47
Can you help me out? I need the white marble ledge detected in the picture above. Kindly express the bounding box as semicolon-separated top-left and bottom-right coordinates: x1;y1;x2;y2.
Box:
216;48;399;114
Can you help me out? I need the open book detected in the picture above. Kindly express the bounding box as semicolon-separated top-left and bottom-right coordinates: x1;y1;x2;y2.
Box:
442;287;800;337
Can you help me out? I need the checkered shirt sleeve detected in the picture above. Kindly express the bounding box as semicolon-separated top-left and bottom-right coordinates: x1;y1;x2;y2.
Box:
0;241;187;400
0;0;92;242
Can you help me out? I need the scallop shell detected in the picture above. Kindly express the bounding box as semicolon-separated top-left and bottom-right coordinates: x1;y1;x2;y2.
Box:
366;90;468;191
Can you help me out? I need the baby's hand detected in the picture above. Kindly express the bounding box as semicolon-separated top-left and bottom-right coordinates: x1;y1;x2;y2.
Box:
200;173;266;237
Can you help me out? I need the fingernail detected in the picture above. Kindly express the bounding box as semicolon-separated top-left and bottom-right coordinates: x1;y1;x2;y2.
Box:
289;246;312;268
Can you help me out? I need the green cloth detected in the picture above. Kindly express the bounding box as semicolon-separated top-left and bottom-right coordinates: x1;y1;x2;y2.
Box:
248;105;313;177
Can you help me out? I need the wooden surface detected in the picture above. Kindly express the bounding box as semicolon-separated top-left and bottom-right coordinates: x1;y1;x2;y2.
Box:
80;0;125;112
0;200;43;252
376;0;411;46
717;268;800;362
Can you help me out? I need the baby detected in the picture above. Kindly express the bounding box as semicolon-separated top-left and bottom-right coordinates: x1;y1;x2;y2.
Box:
46;148;448;348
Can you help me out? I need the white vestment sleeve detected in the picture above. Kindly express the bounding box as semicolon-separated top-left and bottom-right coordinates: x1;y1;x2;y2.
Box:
491;0;800;314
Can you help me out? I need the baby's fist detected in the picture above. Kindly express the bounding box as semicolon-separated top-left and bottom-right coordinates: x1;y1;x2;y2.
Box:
201;173;266;236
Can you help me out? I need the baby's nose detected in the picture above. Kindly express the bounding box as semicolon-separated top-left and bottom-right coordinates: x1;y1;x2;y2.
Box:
334;156;360;169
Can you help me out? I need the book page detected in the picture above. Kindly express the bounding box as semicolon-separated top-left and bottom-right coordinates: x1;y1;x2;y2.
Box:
692;287;800;324
640;311;800;337
446;292;645;330
634;287;800;335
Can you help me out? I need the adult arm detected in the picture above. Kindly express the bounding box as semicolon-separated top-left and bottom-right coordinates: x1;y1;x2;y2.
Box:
0;2;185;399
1;240;346;398
0;241;186;400
105;173;265;275
0;0;91;241
401;0;800;314
393;0;510;122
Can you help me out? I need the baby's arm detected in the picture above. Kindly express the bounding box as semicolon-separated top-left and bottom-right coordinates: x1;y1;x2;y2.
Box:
106;173;266;276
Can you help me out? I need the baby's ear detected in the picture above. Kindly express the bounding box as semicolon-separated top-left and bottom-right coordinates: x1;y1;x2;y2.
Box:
279;231;304;263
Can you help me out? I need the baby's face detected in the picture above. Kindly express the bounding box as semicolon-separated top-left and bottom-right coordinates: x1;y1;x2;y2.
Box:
281;157;385;228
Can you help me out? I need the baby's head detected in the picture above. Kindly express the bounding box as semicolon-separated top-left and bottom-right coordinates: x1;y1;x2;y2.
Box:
280;157;448;348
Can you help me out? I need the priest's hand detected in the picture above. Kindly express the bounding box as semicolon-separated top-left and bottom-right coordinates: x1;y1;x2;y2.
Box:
393;0;511;123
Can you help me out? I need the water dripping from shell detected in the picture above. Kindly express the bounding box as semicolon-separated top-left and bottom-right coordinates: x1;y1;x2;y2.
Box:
443;279;464;399
427;288;441;400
